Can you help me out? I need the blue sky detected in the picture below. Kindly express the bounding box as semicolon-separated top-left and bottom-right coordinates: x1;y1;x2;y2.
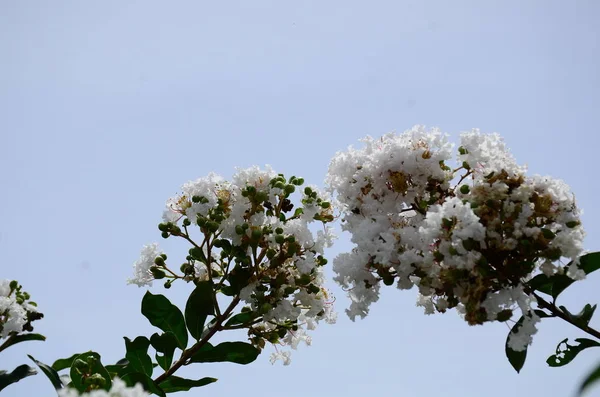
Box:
1;1;599;396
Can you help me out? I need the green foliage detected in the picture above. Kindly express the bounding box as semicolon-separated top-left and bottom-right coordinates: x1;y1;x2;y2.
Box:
69;352;112;393
0;365;37;391
547;338;600;367
28;355;63;390
142;292;188;350
505;310;550;373
150;332;178;371
124;336;153;377
579;360;600;396
0;333;45;354
122;372;166;397
188;342;260;365
527;252;600;300
185;281;215;341
159;376;218;393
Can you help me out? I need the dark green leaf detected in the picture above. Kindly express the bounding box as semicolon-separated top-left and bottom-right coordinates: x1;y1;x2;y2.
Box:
527;274;554;295
579;252;600;274
105;360;132;378
124;336;153;377
68;352;112;393
505;316;528;373
141;292;188;350
227;266;252;293
547;338;600;367
0;333;45;353
28;355;63;390
579;360;600;396
560;304;597;328
158;376;217;392
0;365;37;391
122;372;166;397
188;342;260;365
185;281;215;341
224;312;259;327
150;332;178;371
52;353;81;372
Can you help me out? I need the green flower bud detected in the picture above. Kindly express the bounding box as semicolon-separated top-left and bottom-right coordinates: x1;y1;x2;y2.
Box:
158;223;168;232
284;184;295;194
462;161;471;170
458;146;468;155
73;358;89;372
150;266;166;279
321;201;331;209
154;256;165;266
9;280;18;290
496;309;513;322
235;225;244;235
275;235;285;244
459;185;470;194
284;286;296;295
304;187;312;195
259;303;273;314
84;373;107;388
161;231;169;239
541;228;556;239
183;218;191;226
566;221;580;228
164;280;172;289
251;229;262;240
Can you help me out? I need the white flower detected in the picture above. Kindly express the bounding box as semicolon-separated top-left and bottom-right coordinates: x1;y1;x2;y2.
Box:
269;350;292;366
127;243;163;287
58;378;149;397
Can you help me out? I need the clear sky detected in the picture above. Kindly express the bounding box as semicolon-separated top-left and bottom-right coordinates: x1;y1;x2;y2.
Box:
1;1;599;396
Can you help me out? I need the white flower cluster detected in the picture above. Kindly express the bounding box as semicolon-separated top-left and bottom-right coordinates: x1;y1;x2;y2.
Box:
327;126;585;351
58;378;148;397
130;166;336;364
0;279;41;339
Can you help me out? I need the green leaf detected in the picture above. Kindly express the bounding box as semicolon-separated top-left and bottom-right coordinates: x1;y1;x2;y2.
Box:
505;316;528;373
185;281;215;341
0;333;45;353
28;355;63;390
527;274;554;295
547;338;600;367
52;353;81;372
561;304;597;328
68;352;112;393
0;365;37;391
124;336;153;377
579;360;600;396
105;359;132;378
122;372;166;397
224;312;259;327
150;332;178;371
141;291;188;350
527;253;600;300
158;376;218;392
579;252;600;274
188;342;260;365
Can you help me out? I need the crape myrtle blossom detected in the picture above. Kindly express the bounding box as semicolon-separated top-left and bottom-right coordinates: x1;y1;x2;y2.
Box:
129;166;336;365
58;378;149;397
327;125;585;352
0;279;42;339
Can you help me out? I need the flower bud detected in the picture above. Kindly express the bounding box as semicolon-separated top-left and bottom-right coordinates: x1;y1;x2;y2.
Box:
150;266;166;279
459;185;470;194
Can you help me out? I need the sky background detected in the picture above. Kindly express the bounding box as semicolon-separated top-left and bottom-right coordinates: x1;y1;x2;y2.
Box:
1;1;600;396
